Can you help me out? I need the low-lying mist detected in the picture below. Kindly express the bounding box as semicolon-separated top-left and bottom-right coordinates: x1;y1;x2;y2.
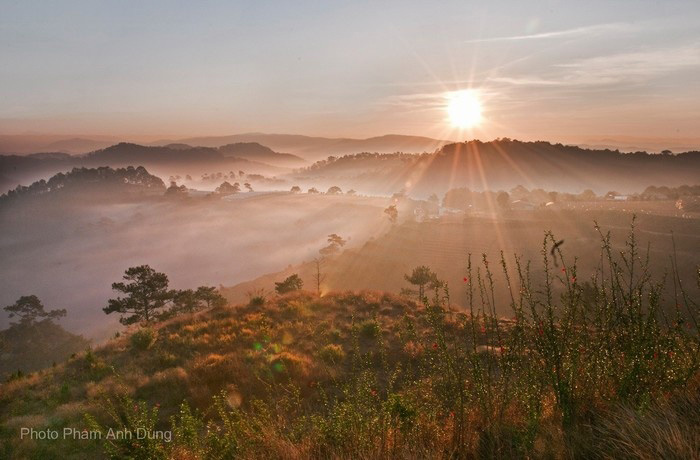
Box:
0;193;393;340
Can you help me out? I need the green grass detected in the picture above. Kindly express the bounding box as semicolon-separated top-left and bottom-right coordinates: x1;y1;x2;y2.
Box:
1;219;698;458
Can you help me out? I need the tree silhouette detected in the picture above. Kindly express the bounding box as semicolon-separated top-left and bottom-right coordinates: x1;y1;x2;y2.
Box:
308;187;319;194
384;204;398;224
327;186;342;195
3;295;66;326
244;182;253;192
194;286;227;309
104;265;174;325
165;181;188;197
496;191;510;209
320;233;346;256
171;289;199;314
312;258;325;296
290;186;302;193
404;266;440;299
215;181;240;195
275;274;304;294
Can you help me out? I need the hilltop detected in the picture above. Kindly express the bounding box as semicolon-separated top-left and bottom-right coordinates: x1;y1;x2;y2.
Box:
218;142;305;166
294;139;700;195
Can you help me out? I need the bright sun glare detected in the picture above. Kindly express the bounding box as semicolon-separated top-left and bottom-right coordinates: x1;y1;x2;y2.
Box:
447;90;482;129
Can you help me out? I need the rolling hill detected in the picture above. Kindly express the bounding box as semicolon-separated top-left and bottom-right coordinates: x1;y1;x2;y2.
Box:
152;133;453;161
0;143;286;193
218;142;306;166
292;139;700;195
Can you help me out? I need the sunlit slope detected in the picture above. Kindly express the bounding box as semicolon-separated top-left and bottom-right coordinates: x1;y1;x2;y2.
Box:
223;210;700;311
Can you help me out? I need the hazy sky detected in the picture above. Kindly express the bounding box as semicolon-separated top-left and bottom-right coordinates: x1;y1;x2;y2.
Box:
1;0;699;142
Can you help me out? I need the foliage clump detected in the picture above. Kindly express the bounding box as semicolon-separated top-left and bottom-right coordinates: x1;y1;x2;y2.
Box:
275;274;304;294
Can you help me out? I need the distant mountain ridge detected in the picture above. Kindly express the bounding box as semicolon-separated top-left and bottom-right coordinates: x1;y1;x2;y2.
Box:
3;138;700;195
151;133;453;161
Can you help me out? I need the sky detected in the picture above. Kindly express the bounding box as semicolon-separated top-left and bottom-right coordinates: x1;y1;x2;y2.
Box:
1;0;699;144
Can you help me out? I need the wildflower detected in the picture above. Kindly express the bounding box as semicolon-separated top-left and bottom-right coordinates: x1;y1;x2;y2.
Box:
668;351;674;358
371;389;378;396
538;328;544;336
432;342;438;350
571;277;576;283
463;277;469;283
653;352;658;360
561;267;566;273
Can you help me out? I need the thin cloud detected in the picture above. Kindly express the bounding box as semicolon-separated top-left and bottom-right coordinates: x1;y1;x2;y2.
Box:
555;43;700;86
488;77;565;87
487;43;700;90
465;23;630;43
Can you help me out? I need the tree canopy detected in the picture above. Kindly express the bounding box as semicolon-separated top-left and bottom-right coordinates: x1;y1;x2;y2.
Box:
275;274;304;294
215;181;240;195
103;265;174;325
3;295;66;326
320;234;347;256
404;266;441;299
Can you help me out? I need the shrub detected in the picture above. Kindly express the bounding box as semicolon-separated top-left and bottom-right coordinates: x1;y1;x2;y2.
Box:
318;344;345;364
275;274;303;294
359;319;380;339
247;289;266;307
130;328;156;350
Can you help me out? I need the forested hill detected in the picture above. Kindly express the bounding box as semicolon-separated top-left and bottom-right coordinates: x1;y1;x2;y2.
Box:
0;166;166;204
0;142;287;193
295;139;700;195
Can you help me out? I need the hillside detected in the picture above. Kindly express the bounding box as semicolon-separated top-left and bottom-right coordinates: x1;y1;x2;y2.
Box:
2;253;699;458
218;142;306;166
221;210;700;309
0;143;285;193
293;139;700;195
1;166;166;205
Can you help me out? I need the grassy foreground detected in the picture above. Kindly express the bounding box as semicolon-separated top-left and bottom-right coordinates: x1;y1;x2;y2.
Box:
1;223;699;459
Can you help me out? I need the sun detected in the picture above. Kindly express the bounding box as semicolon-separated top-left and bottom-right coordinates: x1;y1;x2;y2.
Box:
446;90;482;128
